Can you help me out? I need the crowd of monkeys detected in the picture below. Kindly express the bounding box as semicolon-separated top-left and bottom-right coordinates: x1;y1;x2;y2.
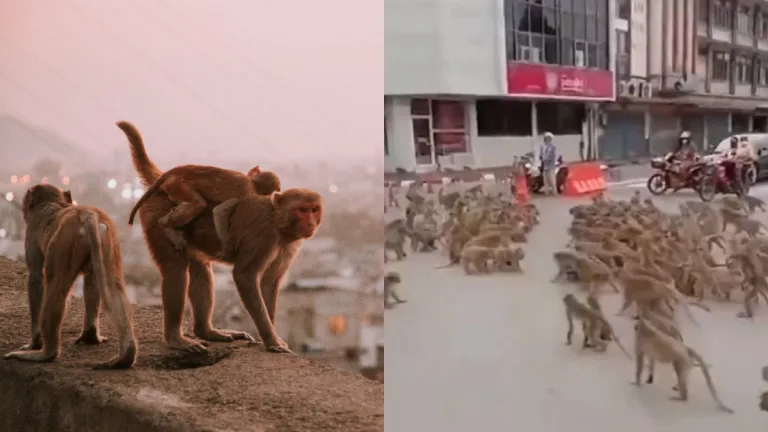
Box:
552;190;768;414
4;121;323;370
384;180;534;275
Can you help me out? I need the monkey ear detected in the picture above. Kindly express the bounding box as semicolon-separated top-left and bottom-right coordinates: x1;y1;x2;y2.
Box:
247;166;262;177
63;190;73;204
270;191;283;207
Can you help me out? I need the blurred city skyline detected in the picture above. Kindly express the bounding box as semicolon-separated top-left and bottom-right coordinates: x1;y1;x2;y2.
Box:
0;0;382;171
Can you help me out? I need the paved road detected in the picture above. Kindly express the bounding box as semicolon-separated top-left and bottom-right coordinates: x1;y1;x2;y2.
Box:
385;186;768;432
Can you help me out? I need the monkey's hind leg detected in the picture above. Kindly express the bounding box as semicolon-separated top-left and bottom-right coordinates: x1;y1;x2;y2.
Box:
74;273;108;345
212;198;241;261
5;262;79;363
158;178;207;251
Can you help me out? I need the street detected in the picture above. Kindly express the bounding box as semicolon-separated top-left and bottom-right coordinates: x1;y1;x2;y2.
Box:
385;182;768;432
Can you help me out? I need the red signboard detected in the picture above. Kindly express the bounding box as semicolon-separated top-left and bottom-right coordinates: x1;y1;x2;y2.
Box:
506;62;614;100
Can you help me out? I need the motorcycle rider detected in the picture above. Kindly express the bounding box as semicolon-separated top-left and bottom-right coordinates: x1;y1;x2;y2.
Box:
671;131;698;191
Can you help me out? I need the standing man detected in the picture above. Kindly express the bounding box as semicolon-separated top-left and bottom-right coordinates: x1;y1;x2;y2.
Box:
540;132;558;196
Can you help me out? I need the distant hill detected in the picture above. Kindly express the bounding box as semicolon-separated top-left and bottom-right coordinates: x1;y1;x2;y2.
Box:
0;116;99;176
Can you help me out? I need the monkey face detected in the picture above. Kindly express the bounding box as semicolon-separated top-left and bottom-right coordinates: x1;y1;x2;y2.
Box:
272;190;324;239
22;184;72;221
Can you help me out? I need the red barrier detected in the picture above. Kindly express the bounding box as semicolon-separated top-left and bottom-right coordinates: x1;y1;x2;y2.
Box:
562;163;606;197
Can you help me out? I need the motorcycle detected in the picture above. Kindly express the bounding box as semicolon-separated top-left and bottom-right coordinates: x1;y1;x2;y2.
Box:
521;152;567;194
696;158;754;202
646;152;707;195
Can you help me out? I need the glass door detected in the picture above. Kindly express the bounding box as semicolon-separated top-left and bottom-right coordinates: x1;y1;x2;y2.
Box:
412;117;435;166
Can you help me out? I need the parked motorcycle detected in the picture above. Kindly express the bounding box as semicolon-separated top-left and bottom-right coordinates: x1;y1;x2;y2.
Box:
521;152;567;194
646;152;707;195
696;158;754;202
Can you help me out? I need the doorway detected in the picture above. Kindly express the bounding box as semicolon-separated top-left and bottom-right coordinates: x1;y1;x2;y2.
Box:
412;117;434;165
409;98;469;167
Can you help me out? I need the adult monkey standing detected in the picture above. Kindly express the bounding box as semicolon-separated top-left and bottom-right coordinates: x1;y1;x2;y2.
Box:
117;121;320;353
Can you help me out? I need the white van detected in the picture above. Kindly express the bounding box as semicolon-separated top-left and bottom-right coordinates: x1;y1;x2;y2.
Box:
710;133;768;182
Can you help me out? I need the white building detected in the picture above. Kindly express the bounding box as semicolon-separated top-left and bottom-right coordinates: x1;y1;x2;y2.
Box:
384;0;616;172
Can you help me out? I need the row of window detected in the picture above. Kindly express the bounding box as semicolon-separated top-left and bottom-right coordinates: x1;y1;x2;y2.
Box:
710;50;768;85
509;33;607;68
705;0;768;40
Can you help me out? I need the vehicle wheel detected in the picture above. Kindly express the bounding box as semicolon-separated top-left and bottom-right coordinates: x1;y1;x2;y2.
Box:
747;163;758;186
646;173;668;195
697;175;717;202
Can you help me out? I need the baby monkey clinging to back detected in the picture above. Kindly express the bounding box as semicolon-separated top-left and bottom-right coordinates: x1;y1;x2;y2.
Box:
128;165;281;253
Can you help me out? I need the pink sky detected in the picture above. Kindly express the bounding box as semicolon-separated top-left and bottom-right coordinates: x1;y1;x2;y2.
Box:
0;0;381;166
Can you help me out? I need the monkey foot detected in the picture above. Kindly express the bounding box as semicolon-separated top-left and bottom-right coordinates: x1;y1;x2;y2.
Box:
265;337;292;354
167;336;208;353
737;312;753;319
194;328;255;343
4;349;57;363
92;356;135;370
75;328;107;345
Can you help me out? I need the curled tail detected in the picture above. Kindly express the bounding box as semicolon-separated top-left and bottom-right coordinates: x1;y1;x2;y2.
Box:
81;213;137;369
127;172;168;225
116;121;162;186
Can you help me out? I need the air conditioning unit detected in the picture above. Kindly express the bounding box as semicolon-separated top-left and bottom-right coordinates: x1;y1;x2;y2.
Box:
673;74;699;94
575;49;585;67
519;46;541;63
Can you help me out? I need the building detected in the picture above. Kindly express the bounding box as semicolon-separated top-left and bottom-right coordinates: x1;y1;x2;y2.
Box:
385;0;615;172
602;0;768;161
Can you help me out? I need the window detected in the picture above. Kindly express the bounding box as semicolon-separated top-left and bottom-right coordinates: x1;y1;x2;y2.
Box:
758;62;768;86
536;102;585;135
711;51;730;81
476;100;533;136
409;99;469;155
737;6;752;34
735;56;753;84
760;13;768;39
617;0;629;20
713;0;733;29
616;30;629;77
504;0;608;69
328;315;347;336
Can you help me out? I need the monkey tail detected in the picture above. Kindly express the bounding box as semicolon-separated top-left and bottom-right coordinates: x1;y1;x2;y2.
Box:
687;348;734;413
116;121;162;186
81;213;137;369
127;172;167;225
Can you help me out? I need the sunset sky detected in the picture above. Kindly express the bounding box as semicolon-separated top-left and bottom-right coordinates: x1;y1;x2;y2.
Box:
0;0;381;168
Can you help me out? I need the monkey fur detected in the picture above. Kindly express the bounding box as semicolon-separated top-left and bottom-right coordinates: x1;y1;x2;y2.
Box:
4;184;138;369
127;162;281;251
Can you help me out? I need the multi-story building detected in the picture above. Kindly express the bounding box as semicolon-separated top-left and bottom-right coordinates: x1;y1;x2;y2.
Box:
385;0;615;172
602;0;768;161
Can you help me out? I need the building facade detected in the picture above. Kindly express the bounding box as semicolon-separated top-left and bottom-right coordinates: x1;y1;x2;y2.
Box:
385;0;615;172
602;0;768;161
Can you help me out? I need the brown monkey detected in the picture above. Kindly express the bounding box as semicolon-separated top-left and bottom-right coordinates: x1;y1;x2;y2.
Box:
213;189;323;352
127;162;281;251
493;246;524;272
460;245;495;274
633;318;734;413
562;294;632;358
743;195;766;213
118;120;262;352
384;219;409;263
4;184;138;369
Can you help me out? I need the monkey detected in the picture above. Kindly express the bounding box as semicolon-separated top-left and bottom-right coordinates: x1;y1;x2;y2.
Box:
633;318;734;413
127;163;281;251
205;189;322;352
743;195;767;213
437;187;461;211
562;294;632;358
384;219;409;263
119;120;280;352
460;245;495;274
463;232;513;249
4;184;138;369
384;271;407;309
493;246;524;272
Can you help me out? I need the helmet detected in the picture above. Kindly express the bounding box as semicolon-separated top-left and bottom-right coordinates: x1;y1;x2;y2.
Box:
543;132;554;140
679;130;691;145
